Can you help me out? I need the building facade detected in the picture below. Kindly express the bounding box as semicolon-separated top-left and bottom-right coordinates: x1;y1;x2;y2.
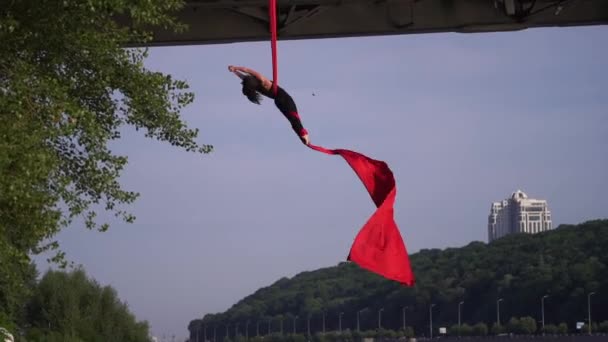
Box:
488;190;553;242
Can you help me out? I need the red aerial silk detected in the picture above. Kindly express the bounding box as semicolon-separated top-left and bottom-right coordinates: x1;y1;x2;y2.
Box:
268;0;414;286
308;145;415;286
268;0;278;95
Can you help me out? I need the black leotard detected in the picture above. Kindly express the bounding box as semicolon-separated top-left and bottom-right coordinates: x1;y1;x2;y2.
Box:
258;83;308;140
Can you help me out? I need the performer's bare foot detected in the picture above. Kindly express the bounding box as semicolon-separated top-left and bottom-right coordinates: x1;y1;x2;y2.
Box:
301;134;310;145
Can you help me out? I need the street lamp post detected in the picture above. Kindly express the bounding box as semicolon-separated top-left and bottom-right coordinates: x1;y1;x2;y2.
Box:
429;304;436;339
458;301;464;336
541;295;549;334
322;312;326;333
496;298;504;327
588;292;596;334
204;325;207;342
307;315;311;337
256;321;260;337
293;316;298;334
402;306;409;331
357;310;362;332
213;325;217;342
339;312;343;333
378;308;384;330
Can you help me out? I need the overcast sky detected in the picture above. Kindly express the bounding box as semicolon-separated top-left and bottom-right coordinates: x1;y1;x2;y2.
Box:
34;26;607;340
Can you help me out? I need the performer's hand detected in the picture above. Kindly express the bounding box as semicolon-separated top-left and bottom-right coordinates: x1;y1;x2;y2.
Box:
228;65;236;72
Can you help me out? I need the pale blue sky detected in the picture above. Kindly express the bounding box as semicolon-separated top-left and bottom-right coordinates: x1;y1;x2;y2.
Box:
35;26;607;340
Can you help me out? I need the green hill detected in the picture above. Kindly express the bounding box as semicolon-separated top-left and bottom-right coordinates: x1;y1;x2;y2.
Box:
189;220;608;339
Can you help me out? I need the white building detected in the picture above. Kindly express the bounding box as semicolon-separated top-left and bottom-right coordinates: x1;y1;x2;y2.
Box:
488;190;553;242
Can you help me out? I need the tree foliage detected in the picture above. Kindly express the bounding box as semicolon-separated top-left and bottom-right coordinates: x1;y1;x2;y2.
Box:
1;0;211;325
1;266;151;341
506;316;537;335
21;267;152;342
189;220;608;339
472;322;487;336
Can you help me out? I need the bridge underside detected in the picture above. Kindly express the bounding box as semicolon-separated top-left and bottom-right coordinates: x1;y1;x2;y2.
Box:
146;0;608;46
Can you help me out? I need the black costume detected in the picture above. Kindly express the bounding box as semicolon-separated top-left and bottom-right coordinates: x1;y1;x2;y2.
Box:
259;83;308;141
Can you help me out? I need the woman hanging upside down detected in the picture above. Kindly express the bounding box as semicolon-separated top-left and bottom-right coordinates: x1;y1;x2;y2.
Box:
228;65;310;145
227;68;414;286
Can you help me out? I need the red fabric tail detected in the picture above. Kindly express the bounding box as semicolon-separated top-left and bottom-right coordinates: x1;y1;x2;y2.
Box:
308;144;415;286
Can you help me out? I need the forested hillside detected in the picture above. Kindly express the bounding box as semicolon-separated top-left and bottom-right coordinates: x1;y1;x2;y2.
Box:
189;220;608;339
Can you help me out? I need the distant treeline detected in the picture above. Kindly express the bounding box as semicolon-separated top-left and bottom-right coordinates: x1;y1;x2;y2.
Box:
189;220;608;340
0;267;151;342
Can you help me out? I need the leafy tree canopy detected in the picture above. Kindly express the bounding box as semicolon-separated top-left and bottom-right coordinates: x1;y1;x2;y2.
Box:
1;0;211;323
24;267;152;342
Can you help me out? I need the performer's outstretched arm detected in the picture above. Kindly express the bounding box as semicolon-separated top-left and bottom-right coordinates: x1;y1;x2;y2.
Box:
229;65;272;91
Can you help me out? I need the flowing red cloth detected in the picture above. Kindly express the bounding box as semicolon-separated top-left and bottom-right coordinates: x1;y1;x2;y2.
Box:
266;0;413;285
308;144;415;286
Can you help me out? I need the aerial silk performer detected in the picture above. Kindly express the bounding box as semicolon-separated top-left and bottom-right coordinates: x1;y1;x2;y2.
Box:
228;66;415;286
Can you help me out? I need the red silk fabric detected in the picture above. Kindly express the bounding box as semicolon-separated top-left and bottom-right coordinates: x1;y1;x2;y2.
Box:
268;0;278;95
308;144;415;286
266;0;413;285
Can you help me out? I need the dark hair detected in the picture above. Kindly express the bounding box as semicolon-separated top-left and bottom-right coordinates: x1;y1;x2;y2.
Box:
241;76;263;105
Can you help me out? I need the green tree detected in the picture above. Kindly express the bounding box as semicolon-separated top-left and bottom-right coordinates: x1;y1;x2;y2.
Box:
361;330;376;338
507;317;520;334
491;323;505;335
447;324;469;336
1;0;211;326
543;324;558;334
557;322;568;334
519;316;537;335
25;267;151;341
459;323;474;336
472;322;487;336
0;261;38;331
290;334;307;342
312;332;327;342
448;324;459;336
403;326;414;337
507;316;536;335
